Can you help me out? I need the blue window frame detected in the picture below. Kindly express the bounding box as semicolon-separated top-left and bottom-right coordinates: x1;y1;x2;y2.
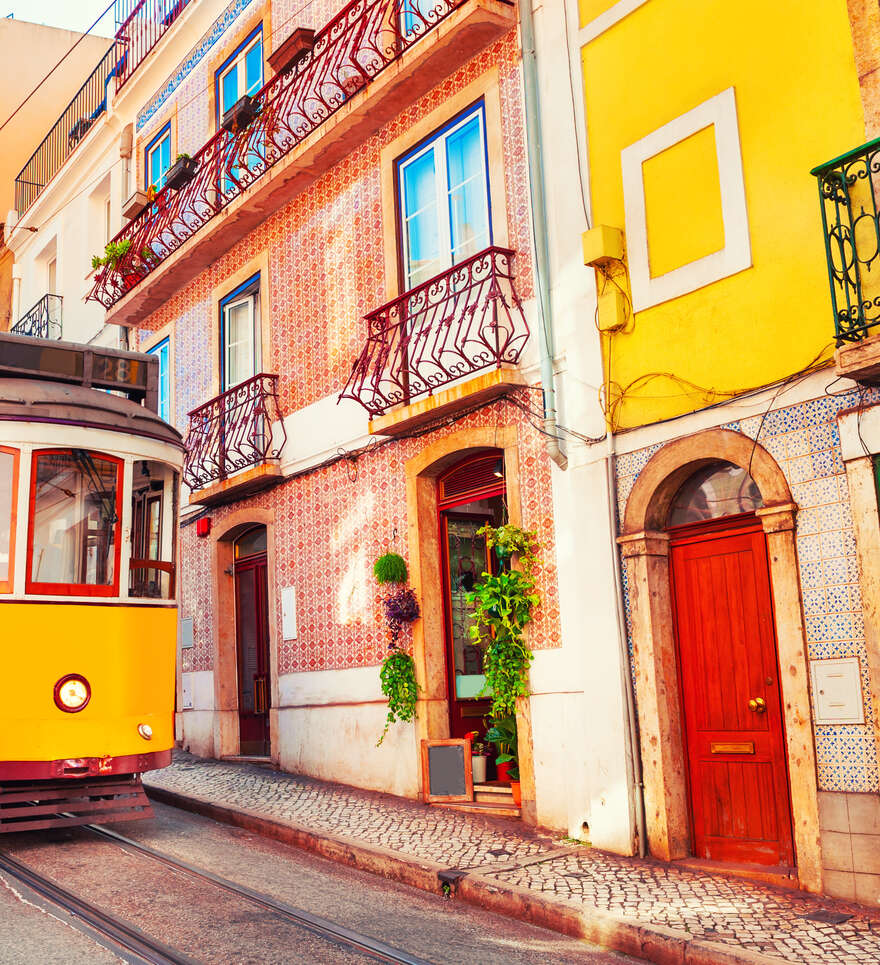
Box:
219;274;261;391
148;337;171;423
215;25;264;127
145;122;171;191
396;103;491;291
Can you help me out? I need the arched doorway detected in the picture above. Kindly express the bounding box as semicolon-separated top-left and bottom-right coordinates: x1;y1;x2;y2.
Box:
233;524;271;757
437;451;506;738
666;462;794;867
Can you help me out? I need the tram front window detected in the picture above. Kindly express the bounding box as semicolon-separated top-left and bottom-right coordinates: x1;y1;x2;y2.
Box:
28;450;121;594
0;448;17;592
129;460;178;600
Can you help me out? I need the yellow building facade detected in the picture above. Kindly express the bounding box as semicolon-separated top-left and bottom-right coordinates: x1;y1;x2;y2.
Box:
579;0;864;430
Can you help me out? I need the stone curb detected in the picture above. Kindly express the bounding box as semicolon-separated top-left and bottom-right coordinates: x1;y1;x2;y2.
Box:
145;785;792;965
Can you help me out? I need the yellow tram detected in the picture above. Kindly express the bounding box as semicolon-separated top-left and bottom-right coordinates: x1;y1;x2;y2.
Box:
0;333;183;831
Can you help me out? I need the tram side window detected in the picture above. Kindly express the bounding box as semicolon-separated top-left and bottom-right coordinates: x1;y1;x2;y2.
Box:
129;460;178;600
28;450;121;595
0;448;18;593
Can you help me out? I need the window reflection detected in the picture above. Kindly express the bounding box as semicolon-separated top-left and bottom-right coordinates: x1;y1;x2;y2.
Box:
0;448;17;591
667;461;763;527
129;459;178;600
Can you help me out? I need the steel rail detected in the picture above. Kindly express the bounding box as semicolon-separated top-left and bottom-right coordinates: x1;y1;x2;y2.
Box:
85;823;433;965
0;850;194;965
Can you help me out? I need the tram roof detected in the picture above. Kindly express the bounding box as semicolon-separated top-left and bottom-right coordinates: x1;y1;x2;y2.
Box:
0;378;183;449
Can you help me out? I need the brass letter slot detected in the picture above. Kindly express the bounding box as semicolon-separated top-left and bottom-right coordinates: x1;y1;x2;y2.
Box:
710;741;755;755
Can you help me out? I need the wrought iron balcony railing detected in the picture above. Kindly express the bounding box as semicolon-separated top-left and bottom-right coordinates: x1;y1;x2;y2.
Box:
812;136;880;342
10;294;63;340
113;0;195;91
87;0;474;309
339;247;529;416
15;46;119;214
182;373;287;491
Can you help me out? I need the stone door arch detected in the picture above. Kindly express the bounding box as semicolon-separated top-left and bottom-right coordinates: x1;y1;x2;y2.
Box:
618;428;822;892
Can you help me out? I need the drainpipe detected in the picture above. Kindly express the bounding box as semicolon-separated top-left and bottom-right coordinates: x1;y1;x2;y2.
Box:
120;124;133;201
518;0;566;470
606;432;648;857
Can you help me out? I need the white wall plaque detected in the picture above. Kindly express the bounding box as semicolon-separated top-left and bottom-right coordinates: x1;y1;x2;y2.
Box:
811;657;864;725
282;585;297;641
178;616;194;650
181;673;193;710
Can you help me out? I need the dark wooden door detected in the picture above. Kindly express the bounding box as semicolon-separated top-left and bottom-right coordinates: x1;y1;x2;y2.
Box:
669;516;795;867
440;512;494;738
234;552;271;756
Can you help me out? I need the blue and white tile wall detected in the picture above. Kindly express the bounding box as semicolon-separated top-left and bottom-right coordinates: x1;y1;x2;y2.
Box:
616;388;880;794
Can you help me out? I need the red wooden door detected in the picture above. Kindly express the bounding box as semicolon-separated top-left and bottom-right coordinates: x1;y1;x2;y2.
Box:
670;516;794;867
234;552;271;756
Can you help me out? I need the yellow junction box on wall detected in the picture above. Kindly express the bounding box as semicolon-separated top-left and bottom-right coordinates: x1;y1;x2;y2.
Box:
582;225;625;267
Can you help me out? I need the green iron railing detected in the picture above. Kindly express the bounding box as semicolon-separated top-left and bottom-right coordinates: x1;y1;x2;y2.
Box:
812;136;880;342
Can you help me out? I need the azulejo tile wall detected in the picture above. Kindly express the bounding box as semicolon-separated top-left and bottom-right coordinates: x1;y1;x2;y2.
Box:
615;388;880;794
177;397;561;678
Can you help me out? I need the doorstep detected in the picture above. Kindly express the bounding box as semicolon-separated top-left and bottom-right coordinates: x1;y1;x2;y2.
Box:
672;857;800;893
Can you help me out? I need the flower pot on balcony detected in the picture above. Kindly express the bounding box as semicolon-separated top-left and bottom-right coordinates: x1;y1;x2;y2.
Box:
122;190;149;220
267;27;316;74
165;156;198;190
221;95;258;134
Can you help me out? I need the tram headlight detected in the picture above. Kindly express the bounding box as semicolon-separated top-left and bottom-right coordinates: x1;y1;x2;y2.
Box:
137;724;153;740
54;675;91;713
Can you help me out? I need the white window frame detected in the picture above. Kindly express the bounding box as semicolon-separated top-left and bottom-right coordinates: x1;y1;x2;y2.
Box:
218;32;263;116
221;280;261;391
147;127;171;191
148;336;171;423
397;105;491;291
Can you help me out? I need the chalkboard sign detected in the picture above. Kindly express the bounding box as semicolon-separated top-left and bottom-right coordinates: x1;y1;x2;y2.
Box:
421;739;473;803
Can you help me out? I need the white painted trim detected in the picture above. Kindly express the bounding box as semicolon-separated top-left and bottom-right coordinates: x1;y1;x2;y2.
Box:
578;0;651;45
839;404;880;461
621;87;752;312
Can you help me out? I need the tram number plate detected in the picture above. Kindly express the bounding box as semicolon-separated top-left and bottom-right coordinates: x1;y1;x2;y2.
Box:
93;355;145;386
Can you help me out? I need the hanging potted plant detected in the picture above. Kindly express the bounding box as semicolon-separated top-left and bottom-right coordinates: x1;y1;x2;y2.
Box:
165;152;198;190
374;551;421;745
221;94;258;133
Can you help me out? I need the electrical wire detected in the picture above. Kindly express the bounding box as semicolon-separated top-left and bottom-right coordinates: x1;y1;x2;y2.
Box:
0;0;117;136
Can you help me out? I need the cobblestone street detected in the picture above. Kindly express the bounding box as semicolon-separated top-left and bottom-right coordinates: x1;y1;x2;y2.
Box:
146;754;880;964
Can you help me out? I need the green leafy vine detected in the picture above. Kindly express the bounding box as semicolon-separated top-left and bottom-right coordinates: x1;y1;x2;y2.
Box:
378;649;418;745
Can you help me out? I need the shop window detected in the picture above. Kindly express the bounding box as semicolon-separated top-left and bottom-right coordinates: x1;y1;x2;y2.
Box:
0;447;18;593
148;336;171;423
146;123;171;191
129;459;178;600
220;273;261;391
396;103;491;290
27;450;122;596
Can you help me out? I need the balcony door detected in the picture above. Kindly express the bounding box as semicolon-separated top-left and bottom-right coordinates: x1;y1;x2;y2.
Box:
234;525;271;757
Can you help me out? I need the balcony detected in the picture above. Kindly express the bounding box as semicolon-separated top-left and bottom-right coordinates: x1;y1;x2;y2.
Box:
183;373;287;506
113;0;195;91
15;46;119;214
339;246;529;434
812;137;880;382
10;295;63;340
87;0;515;324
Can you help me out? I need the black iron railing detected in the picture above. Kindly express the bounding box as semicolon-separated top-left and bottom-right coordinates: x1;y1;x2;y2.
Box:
114;0;195;91
183;373;287;490
15;46;119;215
812;137;880;342
339;247;529;416
10;294;63;340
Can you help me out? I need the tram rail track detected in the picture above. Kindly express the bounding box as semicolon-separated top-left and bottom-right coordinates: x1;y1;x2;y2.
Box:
0;822;433;965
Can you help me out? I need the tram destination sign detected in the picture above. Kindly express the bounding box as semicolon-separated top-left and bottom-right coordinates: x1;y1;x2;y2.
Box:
0;333;158;409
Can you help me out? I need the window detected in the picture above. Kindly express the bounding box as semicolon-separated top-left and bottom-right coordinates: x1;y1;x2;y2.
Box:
667;462;763;527
27;450;122;596
215;27;263;125
220;274;261;391
129;459;178;600
397;104;491;290
0;447;18;594
148;336;171;423
145;123;172;191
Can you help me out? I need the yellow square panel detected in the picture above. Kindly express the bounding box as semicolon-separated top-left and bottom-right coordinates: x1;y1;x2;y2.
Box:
641;125;725;279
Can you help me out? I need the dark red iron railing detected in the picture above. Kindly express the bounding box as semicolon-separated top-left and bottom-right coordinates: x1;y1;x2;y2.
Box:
339;247;529;416
183;373;287;491
87;0;475;309
114;0;194;91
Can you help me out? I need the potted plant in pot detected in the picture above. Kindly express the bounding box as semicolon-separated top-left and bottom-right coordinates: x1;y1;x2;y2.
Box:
165;152;198;190
221;94;258;133
486;715;517;781
466;731;489;784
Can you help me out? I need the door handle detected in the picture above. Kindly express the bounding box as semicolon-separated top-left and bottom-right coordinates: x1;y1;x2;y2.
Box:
254;676;267;715
748;697;766;714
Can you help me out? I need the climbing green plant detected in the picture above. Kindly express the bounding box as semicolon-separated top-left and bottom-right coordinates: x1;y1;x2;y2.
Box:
378;648;418;745
468;524;540;719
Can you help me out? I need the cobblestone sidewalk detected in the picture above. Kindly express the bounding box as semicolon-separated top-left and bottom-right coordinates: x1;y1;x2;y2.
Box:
145;753;880;964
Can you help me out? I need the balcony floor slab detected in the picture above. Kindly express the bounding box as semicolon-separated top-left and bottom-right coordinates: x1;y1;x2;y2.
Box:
189;461;284;507
836;334;880;384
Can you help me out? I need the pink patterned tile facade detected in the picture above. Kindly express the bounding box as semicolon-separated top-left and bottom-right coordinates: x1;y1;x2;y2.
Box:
132;7;561;680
